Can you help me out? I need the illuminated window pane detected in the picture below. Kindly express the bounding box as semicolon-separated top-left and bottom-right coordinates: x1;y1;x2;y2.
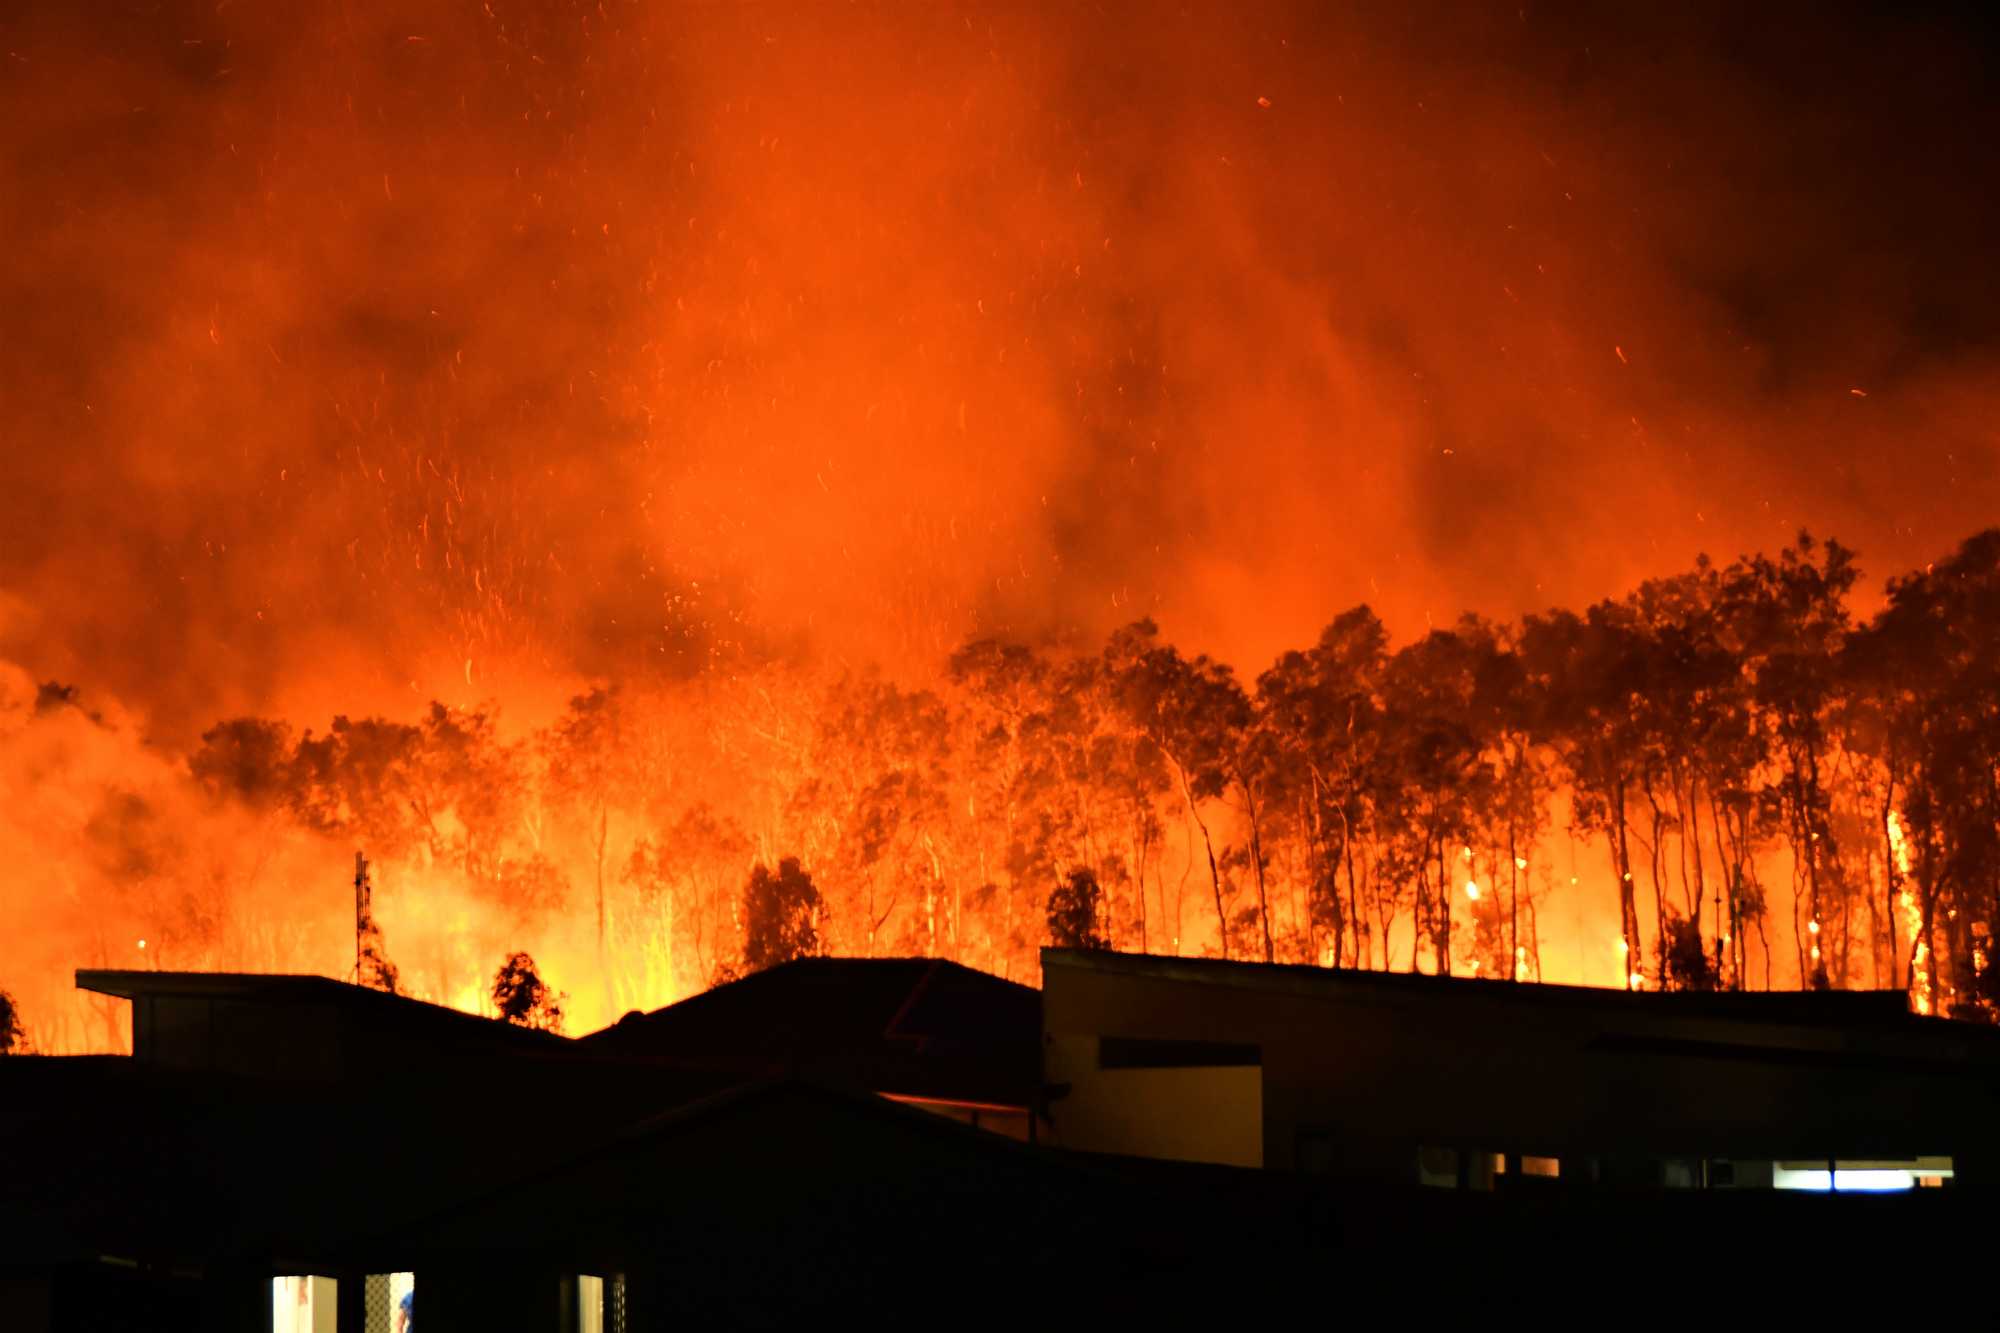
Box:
1521;1155;1560;1178
389;1272;414;1333
1773;1158;1952;1192
272;1276;337;1333
579;1274;604;1333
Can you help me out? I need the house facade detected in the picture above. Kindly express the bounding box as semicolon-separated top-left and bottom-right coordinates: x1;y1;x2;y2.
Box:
4;950;1997;1329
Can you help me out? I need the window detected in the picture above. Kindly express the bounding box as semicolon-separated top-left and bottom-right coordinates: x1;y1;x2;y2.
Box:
357;1272;413;1333
1520;1155;1560;1179
576;1274;628;1333
1772;1158;1954;1192
388;1273;414;1333
272;1276;336;1333
1098;1037;1260;1069
1417;1146;1460;1188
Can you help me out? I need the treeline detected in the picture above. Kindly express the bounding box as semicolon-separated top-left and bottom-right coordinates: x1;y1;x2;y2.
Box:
185;528;2000;1020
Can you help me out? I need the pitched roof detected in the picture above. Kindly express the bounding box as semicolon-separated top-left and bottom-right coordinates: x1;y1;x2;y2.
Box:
577;957;1042;1106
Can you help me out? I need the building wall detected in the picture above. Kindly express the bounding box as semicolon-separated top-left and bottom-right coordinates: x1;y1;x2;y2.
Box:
1044;1034;1263;1167
1041;955;2000;1184
138;996;342;1080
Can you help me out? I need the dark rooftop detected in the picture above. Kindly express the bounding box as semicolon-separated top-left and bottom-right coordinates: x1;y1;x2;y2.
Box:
1041;948;2000;1067
578;957;1042;1107
1042;948;1919;1021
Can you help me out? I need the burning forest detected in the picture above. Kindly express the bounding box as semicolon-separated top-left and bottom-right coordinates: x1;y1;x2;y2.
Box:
9;527;2000;1048
3;1;1999;1051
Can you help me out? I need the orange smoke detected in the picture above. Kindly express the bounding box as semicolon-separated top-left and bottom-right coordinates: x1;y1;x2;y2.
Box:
2;3;1997;1045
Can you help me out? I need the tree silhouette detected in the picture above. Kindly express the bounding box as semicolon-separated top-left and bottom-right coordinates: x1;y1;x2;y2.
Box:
1046;867;1109;950
491;951;565;1032
743;857;823;973
1521;606;1649;986
53;521;2000;1025
1723;534;1858;989
0;989;23;1054
1106;621;1249;958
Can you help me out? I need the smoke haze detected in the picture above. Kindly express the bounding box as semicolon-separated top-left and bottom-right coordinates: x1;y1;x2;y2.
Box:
3;1;1994;721
2;1;1997;1043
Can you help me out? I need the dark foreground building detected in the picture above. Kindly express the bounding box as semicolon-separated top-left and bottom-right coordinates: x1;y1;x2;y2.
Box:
1041;948;1997;1187
4;951;1998;1329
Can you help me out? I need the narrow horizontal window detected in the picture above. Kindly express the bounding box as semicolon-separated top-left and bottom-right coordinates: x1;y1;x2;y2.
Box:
1098;1036;1260;1069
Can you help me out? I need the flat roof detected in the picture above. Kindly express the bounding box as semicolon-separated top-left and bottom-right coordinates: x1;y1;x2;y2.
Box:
75;969;572;1045
1040;947;1968;1035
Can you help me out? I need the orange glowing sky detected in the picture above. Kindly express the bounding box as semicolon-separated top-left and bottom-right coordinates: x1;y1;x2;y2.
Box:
1;1;1994;729
2;2;1999;1046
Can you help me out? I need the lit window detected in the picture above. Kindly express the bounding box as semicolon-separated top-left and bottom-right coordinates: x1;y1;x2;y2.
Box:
1521;1155;1560;1178
1774;1167;1910;1192
1772;1158;1954;1192
388;1272;414;1333
273;1276;336;1333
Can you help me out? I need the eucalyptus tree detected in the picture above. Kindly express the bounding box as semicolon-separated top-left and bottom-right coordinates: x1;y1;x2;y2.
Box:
1719;533;1858;989
1104;620;1259;959
1520;605;1650;986
1847;530;2000;1016
1256;606;1391;969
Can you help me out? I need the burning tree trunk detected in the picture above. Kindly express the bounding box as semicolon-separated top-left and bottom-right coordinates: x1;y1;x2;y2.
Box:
1231;757;1276;964
1175;761;1228;960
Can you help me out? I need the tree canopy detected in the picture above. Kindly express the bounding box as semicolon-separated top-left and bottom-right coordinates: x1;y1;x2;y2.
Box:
125;524;2000;1029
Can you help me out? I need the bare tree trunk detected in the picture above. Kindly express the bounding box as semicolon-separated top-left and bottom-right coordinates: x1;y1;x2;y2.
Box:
1508;821;1520;982
1642;772;1669;986
1302;787;1323;966
1707;791;1730;987
1133;799;1153;955
1683;768;1707;937
1177;762;1227;959
1611;772;1641;987
1343;819;1362;969
1880;789;1900;990
1435;827;1452;975
1790;743;1830;989
1236;763;1275;963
